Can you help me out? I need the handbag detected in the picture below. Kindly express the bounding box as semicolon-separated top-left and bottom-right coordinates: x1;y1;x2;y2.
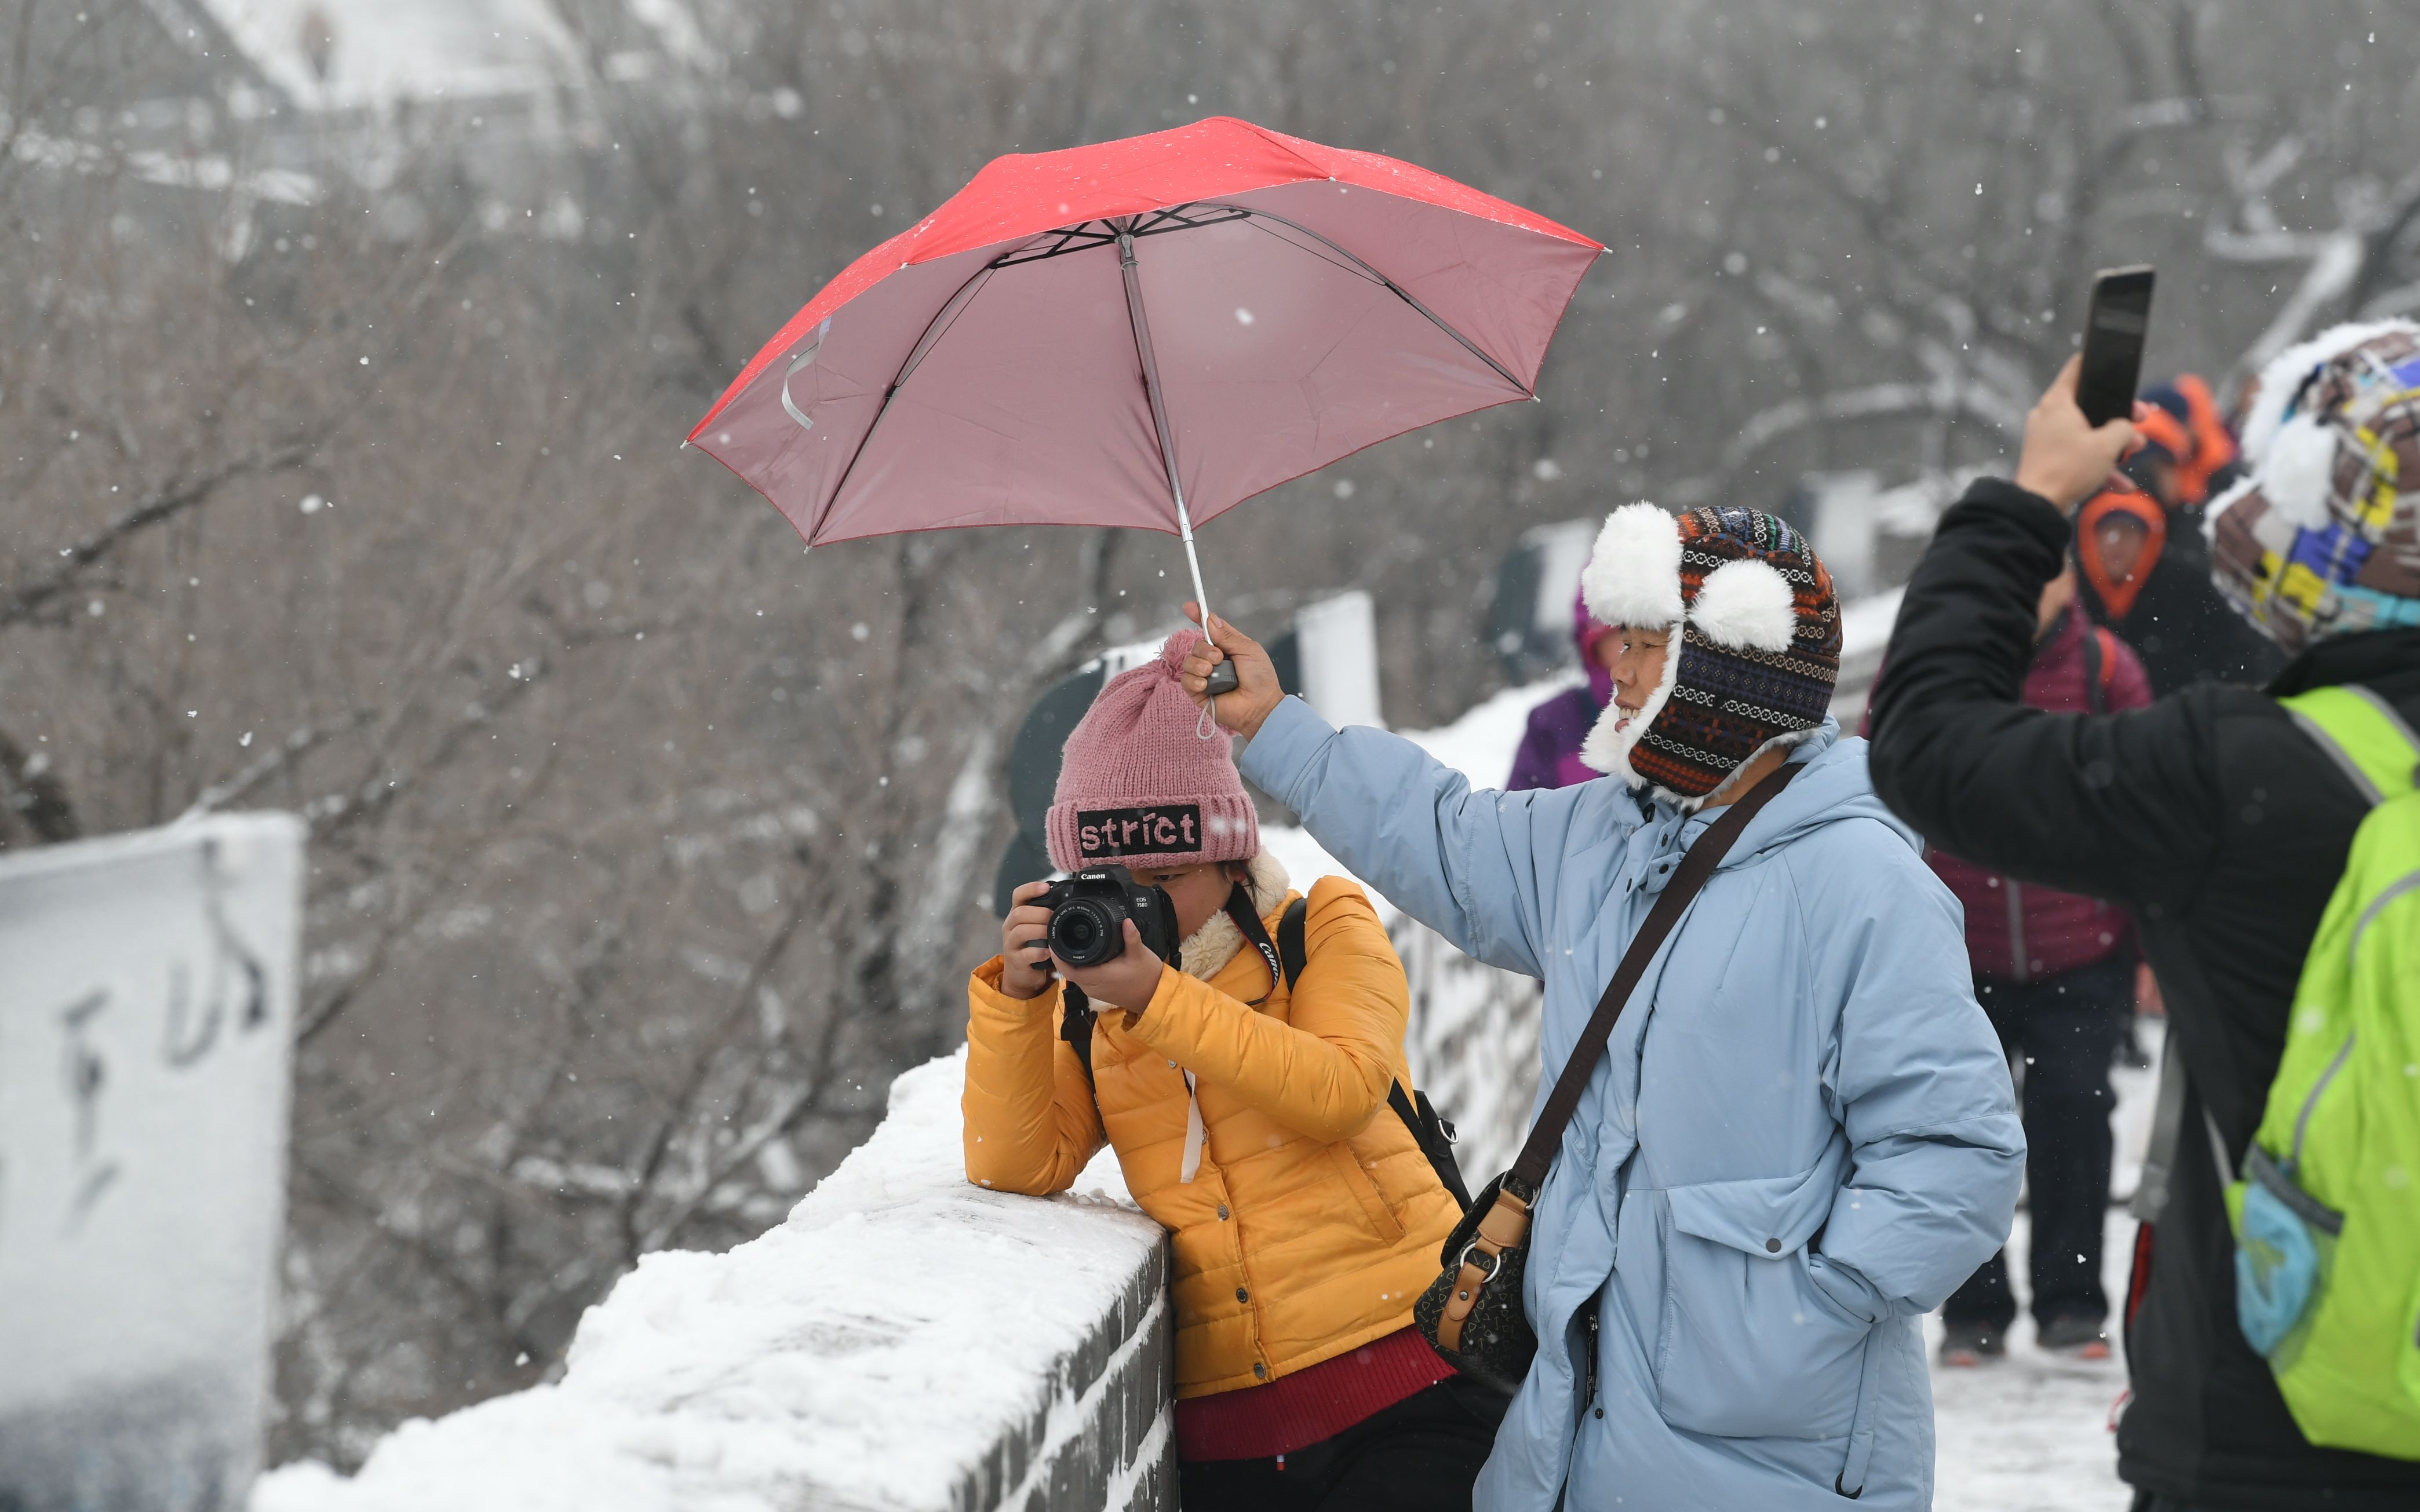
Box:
1412;762;1802;1393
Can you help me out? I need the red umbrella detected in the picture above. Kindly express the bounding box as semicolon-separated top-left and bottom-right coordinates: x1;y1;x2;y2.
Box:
687;116;1601;639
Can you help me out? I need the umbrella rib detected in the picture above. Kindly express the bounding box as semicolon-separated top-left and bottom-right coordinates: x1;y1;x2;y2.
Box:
1116;221;1219;639
810;260;1001;542
1230;215;1386;288
1207;203;1531;396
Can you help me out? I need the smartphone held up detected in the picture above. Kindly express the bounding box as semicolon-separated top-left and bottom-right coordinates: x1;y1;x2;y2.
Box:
2077;265;2155;428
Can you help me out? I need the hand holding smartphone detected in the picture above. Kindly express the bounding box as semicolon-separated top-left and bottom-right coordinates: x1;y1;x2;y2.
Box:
2013;269;2155;512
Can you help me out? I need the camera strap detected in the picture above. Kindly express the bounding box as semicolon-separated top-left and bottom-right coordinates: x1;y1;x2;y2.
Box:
1224;883;1288;1005
1059;981;1096;1087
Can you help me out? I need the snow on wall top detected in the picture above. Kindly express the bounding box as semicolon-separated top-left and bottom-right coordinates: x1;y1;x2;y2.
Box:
253;1051;1159;1512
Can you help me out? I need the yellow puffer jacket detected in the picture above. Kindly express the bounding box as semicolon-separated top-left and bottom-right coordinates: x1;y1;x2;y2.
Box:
963;874;1460;1398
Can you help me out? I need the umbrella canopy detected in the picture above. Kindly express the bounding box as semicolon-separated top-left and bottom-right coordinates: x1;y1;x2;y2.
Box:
688;117;1602;558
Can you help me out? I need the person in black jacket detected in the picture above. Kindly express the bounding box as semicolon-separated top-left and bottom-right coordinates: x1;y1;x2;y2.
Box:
1867;326;2420;1512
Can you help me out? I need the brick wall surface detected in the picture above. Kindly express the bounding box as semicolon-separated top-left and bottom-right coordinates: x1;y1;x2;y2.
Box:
957;1241;1175;1512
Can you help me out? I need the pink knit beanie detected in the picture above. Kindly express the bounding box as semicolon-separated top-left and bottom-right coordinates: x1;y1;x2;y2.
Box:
1045;629;1260;874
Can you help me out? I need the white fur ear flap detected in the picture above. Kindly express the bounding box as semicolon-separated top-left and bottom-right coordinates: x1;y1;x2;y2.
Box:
1688;557;1796;652
1579;704;1637;783
2262;414;2339;531
1579;604;1683;784
1581;502;1685;629
2239;319;2420;462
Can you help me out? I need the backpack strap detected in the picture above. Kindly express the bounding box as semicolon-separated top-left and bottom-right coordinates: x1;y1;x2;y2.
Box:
1237;887;1472;1209
2082;626;2115;715
2279;685;2420;805
1278;897;1308;989
2192;684;2420;1196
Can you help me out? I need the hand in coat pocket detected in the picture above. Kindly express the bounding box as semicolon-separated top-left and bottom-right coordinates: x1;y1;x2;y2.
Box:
1650;1175;1877;1442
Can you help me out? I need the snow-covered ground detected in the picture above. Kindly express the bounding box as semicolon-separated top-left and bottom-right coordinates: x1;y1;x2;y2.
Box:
1925;1019;2163;1512
1927;1208;2136;1512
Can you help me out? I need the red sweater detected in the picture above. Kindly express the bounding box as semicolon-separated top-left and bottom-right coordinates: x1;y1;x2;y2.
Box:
1173;1327;1454;1463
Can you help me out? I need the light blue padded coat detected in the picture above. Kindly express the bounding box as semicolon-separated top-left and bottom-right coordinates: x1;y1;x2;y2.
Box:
1240;699;2024;1511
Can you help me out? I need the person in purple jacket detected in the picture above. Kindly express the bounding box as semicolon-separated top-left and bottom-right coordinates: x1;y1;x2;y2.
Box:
1507;587;1617;791
1866;563;2155;1364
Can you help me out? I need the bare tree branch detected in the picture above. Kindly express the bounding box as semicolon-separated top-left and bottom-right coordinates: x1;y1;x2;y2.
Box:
0;436;322;627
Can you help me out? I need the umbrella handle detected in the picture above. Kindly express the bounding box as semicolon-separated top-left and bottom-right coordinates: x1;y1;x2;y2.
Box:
1180;525;1237;736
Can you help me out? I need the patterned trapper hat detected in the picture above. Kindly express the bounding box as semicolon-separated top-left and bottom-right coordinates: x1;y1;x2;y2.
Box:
1577;504;1840;807
2207;321;2420;655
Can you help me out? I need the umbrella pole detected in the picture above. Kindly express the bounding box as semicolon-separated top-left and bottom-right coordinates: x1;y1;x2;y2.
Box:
1175;505;1214;654
1118;229;1237;732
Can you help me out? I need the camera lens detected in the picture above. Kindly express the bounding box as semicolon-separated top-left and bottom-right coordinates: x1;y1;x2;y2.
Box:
1048;897;1124;969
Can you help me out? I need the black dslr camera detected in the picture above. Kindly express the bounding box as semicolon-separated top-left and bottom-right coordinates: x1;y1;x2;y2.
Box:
1039;865;1182;970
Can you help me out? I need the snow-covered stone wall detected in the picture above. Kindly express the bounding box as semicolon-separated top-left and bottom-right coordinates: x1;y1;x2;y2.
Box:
255;1051;1173;1512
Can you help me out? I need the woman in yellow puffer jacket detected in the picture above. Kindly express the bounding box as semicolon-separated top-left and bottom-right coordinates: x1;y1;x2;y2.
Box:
963;630;1495;1510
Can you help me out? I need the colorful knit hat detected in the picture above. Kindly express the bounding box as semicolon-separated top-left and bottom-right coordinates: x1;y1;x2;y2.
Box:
1045;629;1260;873
2206;321;2420;656
1577;503;1841;807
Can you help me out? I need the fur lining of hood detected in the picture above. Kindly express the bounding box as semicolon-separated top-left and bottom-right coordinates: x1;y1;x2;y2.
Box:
1179;850;1292;983
2237;319;2420;462
1579;617;1683;790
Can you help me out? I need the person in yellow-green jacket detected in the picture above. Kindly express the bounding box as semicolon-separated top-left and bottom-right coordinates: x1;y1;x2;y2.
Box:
963;629;1492;1511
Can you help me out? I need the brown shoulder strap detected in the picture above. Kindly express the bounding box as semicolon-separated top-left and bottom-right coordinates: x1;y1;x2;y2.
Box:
1504;761;1802;1195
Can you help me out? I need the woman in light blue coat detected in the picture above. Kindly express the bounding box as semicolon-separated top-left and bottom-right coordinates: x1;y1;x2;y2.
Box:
1179;505;2024;1511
